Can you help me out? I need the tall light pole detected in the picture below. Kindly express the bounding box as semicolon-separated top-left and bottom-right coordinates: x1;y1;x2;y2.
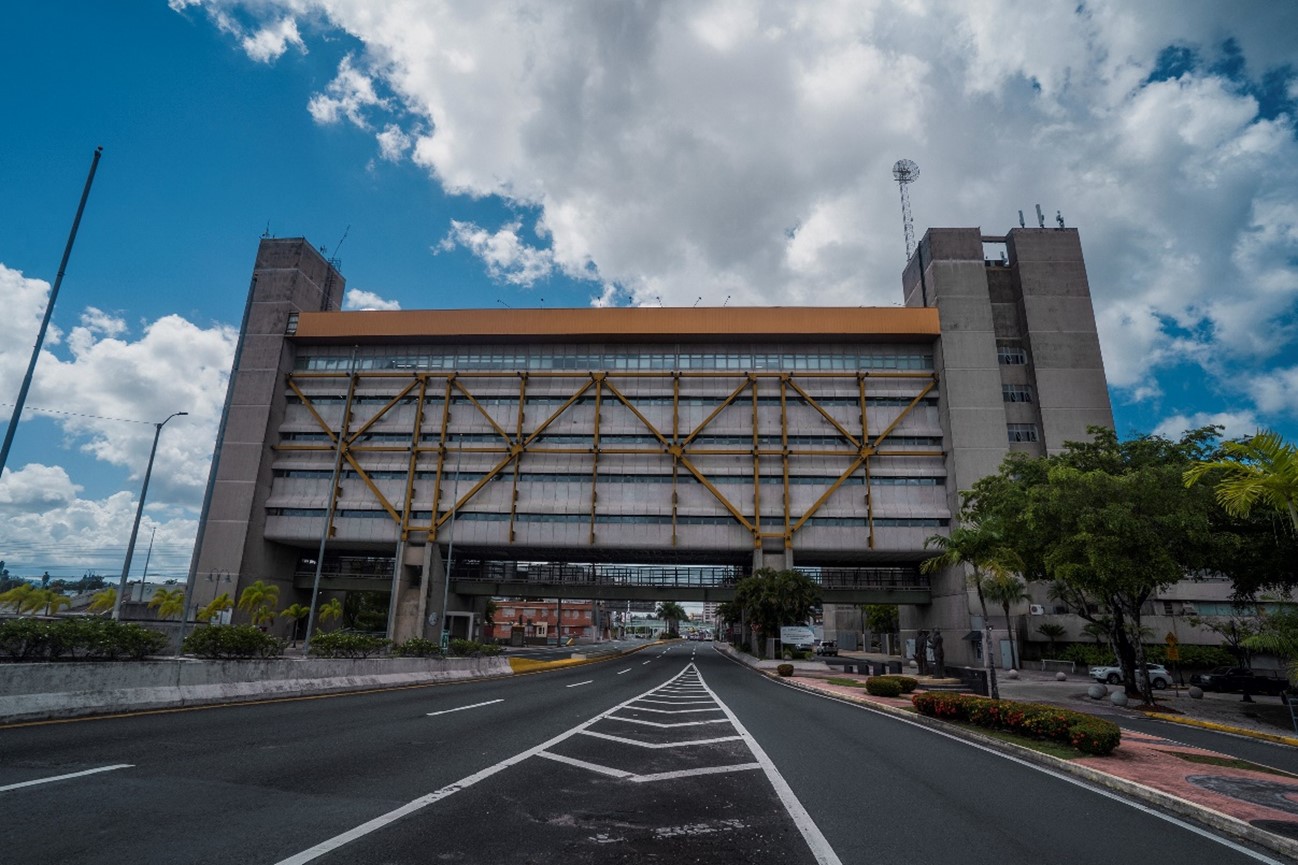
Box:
113;412;187;620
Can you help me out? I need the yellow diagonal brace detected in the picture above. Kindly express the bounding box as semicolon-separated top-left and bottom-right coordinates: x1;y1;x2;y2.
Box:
520;379;597;448
343;451;402;523
681;377;751;447
677;454;755;533
790;454;867;534
452;379;513;444
346;379;419;443
435;451;517;530
601;380;674;449
786;377;860;448
871;378;937;446
287;378;341;447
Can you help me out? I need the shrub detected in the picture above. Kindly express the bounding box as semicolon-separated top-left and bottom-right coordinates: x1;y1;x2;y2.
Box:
0;618;168;661
447;639;503;657
776;663;794;677
394;637;444;657
308;631;390;659
183;624;285;659
873;675;918;694
865;677;903;697
912;692;1120;756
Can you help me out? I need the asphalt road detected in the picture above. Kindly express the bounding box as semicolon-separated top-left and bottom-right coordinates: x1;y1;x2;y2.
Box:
0;642;1287;864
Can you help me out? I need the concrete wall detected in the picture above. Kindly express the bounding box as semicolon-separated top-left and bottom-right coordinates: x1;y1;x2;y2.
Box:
0;656;511;723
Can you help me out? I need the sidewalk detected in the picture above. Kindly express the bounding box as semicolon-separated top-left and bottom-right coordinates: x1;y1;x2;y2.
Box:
721;645;1298;859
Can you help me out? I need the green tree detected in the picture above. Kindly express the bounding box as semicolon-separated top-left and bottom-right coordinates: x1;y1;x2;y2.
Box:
0;583;35;612
1242;608;1298;684
317;597;343;629
656;601;688;637
197;593;234;623
86;587;117;616
983;574;1030;670
148;588;186;620
732;568;818;657
922;521;1020;698
21;588;71;617
1035;622;1065;656
237;580;280;627
1185;430;1298;532
280;603;311;646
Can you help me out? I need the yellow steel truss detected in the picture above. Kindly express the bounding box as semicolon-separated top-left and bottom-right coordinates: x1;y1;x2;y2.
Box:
278;369;940;550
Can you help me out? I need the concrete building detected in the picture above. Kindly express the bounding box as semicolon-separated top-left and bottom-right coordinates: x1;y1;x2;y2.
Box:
188;224;1112;664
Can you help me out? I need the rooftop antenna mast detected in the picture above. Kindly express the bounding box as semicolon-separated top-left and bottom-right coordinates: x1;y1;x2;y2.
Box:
892;159;920;260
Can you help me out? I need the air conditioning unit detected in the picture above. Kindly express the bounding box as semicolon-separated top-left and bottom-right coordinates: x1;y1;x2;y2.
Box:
1028;604;1046;616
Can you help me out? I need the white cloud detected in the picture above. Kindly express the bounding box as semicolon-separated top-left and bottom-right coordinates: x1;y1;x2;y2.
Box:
375;123;412;162
0;463;80;511
308;54;386;129
343;288;401;311
1152;410;1262;442
437;220;555;287
1250;366;1298;417
241;16;304;63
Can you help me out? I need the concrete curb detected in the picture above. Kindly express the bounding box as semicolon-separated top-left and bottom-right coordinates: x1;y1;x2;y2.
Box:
716;646;1298;861
1137;709;1298;748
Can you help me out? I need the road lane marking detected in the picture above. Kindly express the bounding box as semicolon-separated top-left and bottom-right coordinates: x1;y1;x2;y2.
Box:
426;699;503;717
616;668;631;675
620;706;722;714
566;680;594;688
636;698;714;705
641;660;650;665
579;730;743;749
632;763;762;783
537;751;633;778
0;764;133;793
606;715;730;728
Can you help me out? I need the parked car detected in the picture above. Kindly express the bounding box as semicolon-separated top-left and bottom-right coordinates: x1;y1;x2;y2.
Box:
1089;663;1172;689
814;640;838;656
1190;666;1289;695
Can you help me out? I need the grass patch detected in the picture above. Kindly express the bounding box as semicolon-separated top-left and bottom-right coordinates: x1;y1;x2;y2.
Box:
1157;750;1297;778
826;677;867;687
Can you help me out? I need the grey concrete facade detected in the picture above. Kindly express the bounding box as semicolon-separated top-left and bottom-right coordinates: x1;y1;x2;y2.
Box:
189;227;1113;664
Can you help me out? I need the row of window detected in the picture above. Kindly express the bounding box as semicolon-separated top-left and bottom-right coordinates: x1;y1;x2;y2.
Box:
1002;384;1033;403
301;394;938;409
267;508;948;528
1007;424;1039;443
297;350;934;373
279;432;946;448
997;346;1027;365
273;469;943;486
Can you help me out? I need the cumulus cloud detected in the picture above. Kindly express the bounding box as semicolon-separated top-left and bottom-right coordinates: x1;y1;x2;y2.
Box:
179;1;1298;430
242;16;304;63
343;288;401;311
1250;366;1298;416
1152;410;1262;442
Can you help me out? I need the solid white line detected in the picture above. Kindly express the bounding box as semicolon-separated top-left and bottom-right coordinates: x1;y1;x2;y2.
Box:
622;706;722;715
426;699;503;717
566;680;594;688
695;665;843;865
633;763;762;783
579;730;744;749
616;668;631;675
606;715;730;728
275;665;699;865
0;764;133;793
636;698;715;705
757;671;1288;865
537;751;632;779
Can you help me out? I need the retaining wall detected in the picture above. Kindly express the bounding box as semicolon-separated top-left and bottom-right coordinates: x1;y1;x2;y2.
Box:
0;656;513;723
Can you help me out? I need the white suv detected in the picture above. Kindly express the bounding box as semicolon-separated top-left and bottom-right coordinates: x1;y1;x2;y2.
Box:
1089;663;1172;690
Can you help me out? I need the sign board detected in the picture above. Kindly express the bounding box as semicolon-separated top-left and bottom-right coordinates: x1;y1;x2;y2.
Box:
780;625;815;647
1165;632;1178;645
1165;645;1180;661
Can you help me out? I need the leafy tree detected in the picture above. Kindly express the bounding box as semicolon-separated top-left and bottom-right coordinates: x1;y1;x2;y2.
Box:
148;588;186;620
0;583;36;612
237;580;280;627
732;568;817;657
1035;622;1066;656
317;597;343;629
197;593;234;623
922;522;1020;698
863;604;899;635
983;574;1030;670
656;601;688;637
1185;430;1298;532
1242;608;1298;684
22;589;71;617
1187;608;1260;664
86;588;118;616
280;603;311;646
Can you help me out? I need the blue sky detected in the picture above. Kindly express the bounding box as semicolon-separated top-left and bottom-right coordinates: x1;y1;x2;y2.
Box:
2;1;1296;581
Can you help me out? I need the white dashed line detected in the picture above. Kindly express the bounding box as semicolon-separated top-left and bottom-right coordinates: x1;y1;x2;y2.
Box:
616;668;631;675
0;764;133;793
426;699;503;717
566;680;594;688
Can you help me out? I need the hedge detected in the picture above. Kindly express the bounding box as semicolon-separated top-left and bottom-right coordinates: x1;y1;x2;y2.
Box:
447;639;503;657
1058;643;1235;670
394;637;444;657
864;677;903;697
183;624;285;659
0;618;168;661
776;663;794;677
872;675;918;694
308;631;390;659
912;692;1120;756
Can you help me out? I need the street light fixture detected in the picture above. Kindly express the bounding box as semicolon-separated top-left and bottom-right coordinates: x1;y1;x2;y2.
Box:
113;411;187;620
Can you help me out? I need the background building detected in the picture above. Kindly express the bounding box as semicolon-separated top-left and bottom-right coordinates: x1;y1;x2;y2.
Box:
188;224;1112;665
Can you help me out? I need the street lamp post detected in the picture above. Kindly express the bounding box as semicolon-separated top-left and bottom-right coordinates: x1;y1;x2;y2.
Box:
113;412;187;621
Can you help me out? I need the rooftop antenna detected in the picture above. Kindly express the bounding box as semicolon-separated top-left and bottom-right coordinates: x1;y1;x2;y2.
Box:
1018;210;1025;229
693;297;702;308
540;297;545;308
1056;210;1065;229
656;296;663;307
892;159;920;260
496;299;512;309
723;295;731;307
262;220;271;238
1035;204;1045;228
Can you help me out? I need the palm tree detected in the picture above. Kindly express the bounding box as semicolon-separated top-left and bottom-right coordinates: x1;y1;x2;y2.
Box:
656;601;688;637
237;580;280;627
922;523;1022;699
318;597;344;629
148;588;186;620
196;592;234;623
0;583;35;612
86;587;117;616
280;603;311;646
1184;430;1298;532
20;589;71;617
983;574;1031;670
1036;622;1066;656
